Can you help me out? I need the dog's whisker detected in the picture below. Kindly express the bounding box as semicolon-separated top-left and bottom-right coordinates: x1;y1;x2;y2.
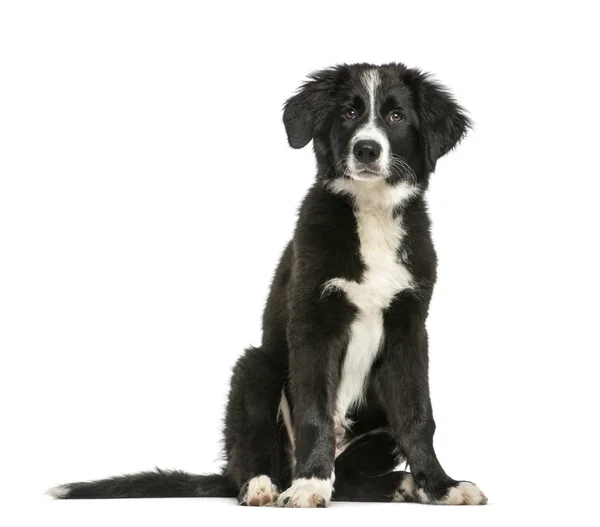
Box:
389;154;417;185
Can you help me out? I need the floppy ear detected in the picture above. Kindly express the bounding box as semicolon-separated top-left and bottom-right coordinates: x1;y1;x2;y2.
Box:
283;67;342;149
407;70;472;173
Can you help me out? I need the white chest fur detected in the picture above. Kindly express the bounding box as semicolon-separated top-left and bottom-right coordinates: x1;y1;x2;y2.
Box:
325;179;416;427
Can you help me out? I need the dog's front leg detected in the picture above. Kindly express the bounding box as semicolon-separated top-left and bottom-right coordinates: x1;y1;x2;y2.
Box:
373;295;487;505
277;322;343;508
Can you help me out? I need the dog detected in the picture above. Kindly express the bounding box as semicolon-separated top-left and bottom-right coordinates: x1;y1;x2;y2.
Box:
49;62;487;507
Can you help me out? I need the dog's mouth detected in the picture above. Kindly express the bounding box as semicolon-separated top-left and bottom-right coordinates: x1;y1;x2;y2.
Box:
349;163;385;181
357;165;380;175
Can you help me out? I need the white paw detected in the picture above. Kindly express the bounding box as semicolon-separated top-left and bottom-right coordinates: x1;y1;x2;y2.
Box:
241;475;279;506
442;482;487;505
392;473;416;502
418;481;487;505
277;477;333;508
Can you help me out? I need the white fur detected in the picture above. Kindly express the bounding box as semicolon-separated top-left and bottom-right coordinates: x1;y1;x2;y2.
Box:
278;476;334;508
400;473;416;496
418;481;487;505
325;179;417;428
278;390;297;471
47;485;69;499
393;473;416;502
278;391;295;448
334;414;347;456
347;69;391;179
242;475;279;506
329;178;418;210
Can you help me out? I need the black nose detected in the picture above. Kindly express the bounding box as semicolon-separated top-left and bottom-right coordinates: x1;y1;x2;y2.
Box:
353;140;381;163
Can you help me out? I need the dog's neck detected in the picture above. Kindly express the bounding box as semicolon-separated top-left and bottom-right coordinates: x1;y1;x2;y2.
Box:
326;177;419;212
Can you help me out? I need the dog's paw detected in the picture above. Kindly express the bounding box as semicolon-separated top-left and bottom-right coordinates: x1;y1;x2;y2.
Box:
277;477;333;508
239;475;279;506
392;473;417;502
418;481;487;505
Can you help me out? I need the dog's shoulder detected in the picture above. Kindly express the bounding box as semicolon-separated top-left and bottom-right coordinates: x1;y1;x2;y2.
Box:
399;196;437;285
294;182;355;246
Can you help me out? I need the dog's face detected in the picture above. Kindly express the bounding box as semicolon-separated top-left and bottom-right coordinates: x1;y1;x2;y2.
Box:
325;67;421;184
284;63;470;189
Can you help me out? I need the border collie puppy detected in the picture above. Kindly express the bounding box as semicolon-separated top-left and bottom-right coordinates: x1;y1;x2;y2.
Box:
49;63;487;507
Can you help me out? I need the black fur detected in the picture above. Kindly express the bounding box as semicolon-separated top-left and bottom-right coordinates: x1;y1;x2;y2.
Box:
56;470;236;499
51;63;484;506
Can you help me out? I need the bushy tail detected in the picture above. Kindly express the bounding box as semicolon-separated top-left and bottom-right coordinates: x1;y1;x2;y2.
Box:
47;469;236;499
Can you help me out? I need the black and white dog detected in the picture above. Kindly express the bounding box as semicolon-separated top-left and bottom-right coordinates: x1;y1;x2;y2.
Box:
49;63;486;507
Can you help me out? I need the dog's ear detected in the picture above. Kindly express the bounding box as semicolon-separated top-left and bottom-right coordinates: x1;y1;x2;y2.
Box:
407;70;472;173
283;67;342;149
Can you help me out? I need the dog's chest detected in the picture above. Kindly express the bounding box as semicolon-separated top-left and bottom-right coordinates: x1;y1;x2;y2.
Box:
325;206;413;427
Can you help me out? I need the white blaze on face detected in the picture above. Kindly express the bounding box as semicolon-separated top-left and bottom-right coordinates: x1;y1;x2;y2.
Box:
347;69;391;179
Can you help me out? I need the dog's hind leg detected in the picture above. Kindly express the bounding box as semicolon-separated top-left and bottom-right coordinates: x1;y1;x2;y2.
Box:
335;428;402;477
333;471;416;502
333;428;416;502
224;346;291;506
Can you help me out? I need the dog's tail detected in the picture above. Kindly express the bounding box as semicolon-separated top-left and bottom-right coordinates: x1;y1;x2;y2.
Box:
47;469;237;499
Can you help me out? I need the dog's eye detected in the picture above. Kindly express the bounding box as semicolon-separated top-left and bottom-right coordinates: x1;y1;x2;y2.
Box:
389;111;403;122
344;108;357;120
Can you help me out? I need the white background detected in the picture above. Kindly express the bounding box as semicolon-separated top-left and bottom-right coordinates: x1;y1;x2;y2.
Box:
1;1;599;525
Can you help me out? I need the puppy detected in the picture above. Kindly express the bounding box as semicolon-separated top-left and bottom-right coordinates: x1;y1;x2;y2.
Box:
49;63;486;507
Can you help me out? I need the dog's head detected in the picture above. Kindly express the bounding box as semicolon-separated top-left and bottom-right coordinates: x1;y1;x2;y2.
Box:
283;63;470;189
